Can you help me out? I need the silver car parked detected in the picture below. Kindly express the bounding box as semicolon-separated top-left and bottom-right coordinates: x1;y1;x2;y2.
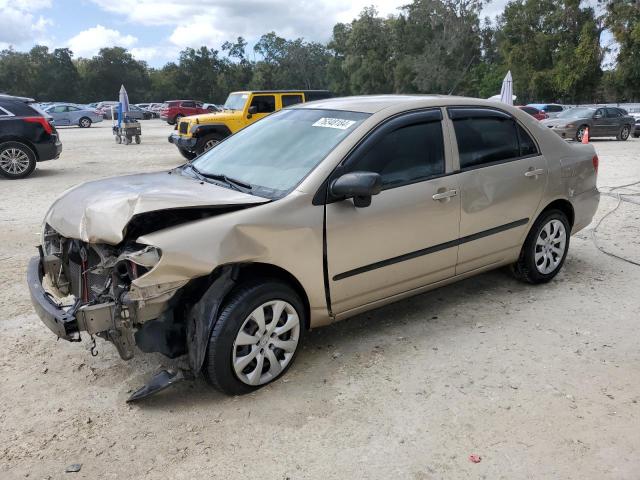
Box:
45;104;103;128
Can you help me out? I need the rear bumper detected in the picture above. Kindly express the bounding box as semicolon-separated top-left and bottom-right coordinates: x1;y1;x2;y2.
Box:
35;138;62;162
27;256;78;340
571;187;600;234
168;133;197;150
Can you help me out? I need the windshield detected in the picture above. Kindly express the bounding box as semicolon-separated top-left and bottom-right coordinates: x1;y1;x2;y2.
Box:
223;93;249;111
190;108;370;198
558;107;595;119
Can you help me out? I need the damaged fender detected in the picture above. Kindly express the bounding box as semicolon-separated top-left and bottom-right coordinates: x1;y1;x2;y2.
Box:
186;265;238;372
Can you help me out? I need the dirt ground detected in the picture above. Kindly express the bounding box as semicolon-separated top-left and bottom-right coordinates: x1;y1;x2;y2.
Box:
1;120;639;479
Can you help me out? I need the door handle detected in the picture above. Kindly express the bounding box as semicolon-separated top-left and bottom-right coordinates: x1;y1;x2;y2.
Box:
524;168;545;177
432;189;457;201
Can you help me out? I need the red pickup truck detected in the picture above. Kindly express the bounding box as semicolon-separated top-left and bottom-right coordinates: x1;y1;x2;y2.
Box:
160;100;212;125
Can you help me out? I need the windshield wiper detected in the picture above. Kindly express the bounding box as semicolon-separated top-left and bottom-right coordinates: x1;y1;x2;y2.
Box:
183;164;251;191
201;172;252;191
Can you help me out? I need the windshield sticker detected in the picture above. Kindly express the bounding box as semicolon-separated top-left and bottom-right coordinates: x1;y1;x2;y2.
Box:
312;117;357;130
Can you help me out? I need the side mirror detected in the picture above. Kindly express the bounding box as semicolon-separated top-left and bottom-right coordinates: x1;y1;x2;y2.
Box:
247;106;257;118
330;171;382;208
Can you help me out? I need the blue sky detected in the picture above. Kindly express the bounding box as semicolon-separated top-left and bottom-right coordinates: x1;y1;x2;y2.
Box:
0;0;615;68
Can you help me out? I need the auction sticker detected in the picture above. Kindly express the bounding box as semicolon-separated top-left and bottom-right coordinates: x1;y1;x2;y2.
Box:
312;117;356;130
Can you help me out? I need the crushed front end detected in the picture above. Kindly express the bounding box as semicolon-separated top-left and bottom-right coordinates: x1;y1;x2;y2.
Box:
27;225;185;360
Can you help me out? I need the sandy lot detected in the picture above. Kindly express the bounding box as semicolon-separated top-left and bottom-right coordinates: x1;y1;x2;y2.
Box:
1;120;639;479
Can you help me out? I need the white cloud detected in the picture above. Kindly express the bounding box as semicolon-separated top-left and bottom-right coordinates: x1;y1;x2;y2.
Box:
90;0;407;50
0;0;53;49
66;25;137;58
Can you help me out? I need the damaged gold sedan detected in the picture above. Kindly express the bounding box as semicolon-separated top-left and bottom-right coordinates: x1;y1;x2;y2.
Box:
28;96;599;399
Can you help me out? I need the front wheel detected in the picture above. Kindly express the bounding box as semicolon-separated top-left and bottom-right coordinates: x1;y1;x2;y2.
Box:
511;210;570;284
0;141;37;179
79;117;92;128
196;133;224;155
177;147;196;160
203;280;305;395
575;125;588;142
617;125;630;141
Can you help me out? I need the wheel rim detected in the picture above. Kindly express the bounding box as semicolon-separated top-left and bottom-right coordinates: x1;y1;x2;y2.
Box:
81;118;90;127
622;127;629;139
534;219;567;275
232;300;300;386
577;127;585;141
0;148;30;175
203;139;219;151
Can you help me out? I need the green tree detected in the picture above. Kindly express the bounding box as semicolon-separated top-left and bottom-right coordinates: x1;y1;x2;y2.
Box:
604;0;640;100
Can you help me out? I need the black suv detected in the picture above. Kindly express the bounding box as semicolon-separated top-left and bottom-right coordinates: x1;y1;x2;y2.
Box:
0;95;62;179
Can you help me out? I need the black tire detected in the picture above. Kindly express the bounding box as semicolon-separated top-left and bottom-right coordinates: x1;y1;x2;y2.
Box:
79;117;92;128
203;279;305;395
196;133;224;155
0;141;37;179
511;209;570;284
617;125;630;141
177;147;196;160
135;135;141;144
575;125;588;142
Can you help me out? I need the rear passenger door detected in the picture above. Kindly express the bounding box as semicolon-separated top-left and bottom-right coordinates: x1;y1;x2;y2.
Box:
605;108;623;135
447;108;547;274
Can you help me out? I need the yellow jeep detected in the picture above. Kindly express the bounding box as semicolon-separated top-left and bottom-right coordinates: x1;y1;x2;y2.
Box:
168;90;333;159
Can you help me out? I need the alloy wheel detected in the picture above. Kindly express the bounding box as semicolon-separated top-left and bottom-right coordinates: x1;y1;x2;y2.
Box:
232;300;300;386
203;139;220;152
534;219;567;274
576;127;586;142
621;126;630;140
0;148;31;175
80;118;91;128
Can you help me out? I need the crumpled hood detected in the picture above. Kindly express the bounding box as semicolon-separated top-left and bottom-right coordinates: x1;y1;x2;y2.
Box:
45;171;268;244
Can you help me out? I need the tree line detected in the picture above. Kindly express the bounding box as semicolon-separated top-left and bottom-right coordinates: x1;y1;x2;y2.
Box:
1;0;638;105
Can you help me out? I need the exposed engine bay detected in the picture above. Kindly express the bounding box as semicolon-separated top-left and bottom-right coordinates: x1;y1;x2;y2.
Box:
40;223;174;360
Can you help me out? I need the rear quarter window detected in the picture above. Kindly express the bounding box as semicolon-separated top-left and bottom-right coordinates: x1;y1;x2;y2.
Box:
451;116;520;168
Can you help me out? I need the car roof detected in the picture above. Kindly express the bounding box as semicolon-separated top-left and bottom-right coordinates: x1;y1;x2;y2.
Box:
231;90;331;95
292;94;514;114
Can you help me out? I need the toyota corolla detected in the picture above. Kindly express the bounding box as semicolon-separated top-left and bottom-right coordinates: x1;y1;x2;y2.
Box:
27;95;599;398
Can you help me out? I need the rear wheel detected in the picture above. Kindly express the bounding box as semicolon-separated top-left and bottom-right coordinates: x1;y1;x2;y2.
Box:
0;141;37;179
511;210;570;284
79;117;92;128
203;280;305;395
617;125;630;141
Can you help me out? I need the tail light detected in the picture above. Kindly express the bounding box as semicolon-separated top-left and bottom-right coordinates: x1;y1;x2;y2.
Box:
592;154;599;174
24;116;53;134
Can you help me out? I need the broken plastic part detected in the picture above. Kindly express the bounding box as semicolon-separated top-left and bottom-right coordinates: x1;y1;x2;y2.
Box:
126;369;187;402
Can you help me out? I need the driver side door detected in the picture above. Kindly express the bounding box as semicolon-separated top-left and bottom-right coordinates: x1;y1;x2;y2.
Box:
246;94;276;125
325;109;461;315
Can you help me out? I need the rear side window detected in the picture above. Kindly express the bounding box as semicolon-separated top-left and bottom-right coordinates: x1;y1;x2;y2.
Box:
452;116;519;168
182;101;195;108
250;95;276;113
282;95;303;107
349;119;445;188
606;108;621;118
517;125;538;157
521;107;537;116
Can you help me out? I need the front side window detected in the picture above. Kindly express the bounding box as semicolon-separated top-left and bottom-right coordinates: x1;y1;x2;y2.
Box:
282;95;303;107
348;120;445;188
191;108;369;197
250;95;276;113
452;116;519;168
